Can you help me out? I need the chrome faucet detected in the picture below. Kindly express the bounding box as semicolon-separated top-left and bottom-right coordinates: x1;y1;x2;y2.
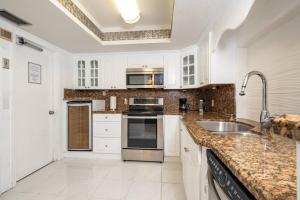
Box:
239;71;271;130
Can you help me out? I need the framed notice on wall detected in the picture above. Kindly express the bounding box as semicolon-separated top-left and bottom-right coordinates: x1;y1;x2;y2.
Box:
28;62;41;84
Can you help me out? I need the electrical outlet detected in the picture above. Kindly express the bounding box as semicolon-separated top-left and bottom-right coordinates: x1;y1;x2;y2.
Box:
2;58;9;69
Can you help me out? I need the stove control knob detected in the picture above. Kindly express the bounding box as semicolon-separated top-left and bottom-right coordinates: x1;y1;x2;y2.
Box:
218;173;227;187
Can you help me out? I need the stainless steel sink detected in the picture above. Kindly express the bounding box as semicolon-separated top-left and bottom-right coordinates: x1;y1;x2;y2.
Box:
195;121;254;135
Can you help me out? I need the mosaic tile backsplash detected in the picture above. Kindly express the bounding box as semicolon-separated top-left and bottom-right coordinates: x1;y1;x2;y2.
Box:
64;84;236;115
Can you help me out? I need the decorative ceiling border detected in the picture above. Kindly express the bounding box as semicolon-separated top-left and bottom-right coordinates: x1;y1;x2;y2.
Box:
54;0;172;42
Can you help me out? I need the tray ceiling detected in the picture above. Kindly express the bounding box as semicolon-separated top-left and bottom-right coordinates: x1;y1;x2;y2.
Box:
75;0;174;32
0;0;224;52
49;0;173;44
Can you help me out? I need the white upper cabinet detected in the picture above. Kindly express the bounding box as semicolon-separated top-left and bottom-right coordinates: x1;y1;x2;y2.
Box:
127;54;164;68
198;33;212;86
102;55;127;90
181;47;199;88
74;57;101;89
74;55;126;90
73;50;208;90
164;53;181;89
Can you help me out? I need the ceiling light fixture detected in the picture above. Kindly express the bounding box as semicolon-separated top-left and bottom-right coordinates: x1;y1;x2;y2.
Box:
113;0;140;24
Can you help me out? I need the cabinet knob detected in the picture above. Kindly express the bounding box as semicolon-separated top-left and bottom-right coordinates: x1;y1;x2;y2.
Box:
105;129;108;132
105;116;108;119
105;145;108;148
184;147;189;152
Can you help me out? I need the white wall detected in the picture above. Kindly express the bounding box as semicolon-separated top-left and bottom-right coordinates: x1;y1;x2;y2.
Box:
52;51;73;160
210;33;246;84
237;13;300;120
209;4;300;121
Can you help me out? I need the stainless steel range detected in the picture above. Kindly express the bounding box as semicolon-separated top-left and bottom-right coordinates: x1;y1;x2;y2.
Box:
122;97;164;162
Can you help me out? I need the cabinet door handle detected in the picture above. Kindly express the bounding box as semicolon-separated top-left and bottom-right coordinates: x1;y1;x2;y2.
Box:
184;147;189;152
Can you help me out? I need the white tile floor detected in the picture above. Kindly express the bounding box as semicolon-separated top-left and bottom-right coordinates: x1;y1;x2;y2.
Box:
0;158;186;200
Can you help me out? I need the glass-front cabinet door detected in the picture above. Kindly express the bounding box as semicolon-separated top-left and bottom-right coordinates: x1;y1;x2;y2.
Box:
181;48;198;88
77;60;86;89
90;60;99;88
75;58;100;89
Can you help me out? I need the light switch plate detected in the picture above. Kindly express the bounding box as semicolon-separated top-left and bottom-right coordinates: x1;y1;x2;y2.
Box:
2;58;9;69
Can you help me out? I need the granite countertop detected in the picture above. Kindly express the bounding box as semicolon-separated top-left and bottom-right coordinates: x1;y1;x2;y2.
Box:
181;111;296;200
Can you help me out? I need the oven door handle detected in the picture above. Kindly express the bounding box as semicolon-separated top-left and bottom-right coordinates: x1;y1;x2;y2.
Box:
122;115;163;119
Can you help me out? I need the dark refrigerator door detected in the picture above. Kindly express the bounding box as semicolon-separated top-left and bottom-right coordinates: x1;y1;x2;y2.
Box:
127;118;157;148
68;104;91;150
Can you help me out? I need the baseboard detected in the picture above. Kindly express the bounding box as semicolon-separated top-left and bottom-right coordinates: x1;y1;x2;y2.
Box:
64;151;121;160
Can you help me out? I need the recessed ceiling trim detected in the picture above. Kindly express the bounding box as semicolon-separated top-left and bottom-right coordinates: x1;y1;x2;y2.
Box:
0;9;31;26
102;38;171;46
49;0;172;45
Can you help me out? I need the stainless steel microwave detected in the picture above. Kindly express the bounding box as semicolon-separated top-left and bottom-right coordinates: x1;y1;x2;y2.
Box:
126;68;164;89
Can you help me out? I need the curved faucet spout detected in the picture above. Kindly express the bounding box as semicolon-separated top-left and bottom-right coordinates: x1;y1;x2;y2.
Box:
239;71;270;123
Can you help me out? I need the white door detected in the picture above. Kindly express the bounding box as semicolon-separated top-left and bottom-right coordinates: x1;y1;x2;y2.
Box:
0;40;13;194
13;45;53;180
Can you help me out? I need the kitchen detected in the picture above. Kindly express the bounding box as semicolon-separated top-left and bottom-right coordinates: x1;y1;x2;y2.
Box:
0;0;299;200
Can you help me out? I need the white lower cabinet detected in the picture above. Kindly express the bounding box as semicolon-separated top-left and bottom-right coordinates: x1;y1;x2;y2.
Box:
164;115;180;156
181;121;201;200
93;122;121;138
93;114;121;154
93;138;121;154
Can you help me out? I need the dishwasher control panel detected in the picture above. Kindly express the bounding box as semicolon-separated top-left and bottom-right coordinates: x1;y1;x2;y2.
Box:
207;150;256;200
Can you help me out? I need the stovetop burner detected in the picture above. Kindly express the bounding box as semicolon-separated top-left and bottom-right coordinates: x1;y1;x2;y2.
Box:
122;110;164;116
123;97;164;116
